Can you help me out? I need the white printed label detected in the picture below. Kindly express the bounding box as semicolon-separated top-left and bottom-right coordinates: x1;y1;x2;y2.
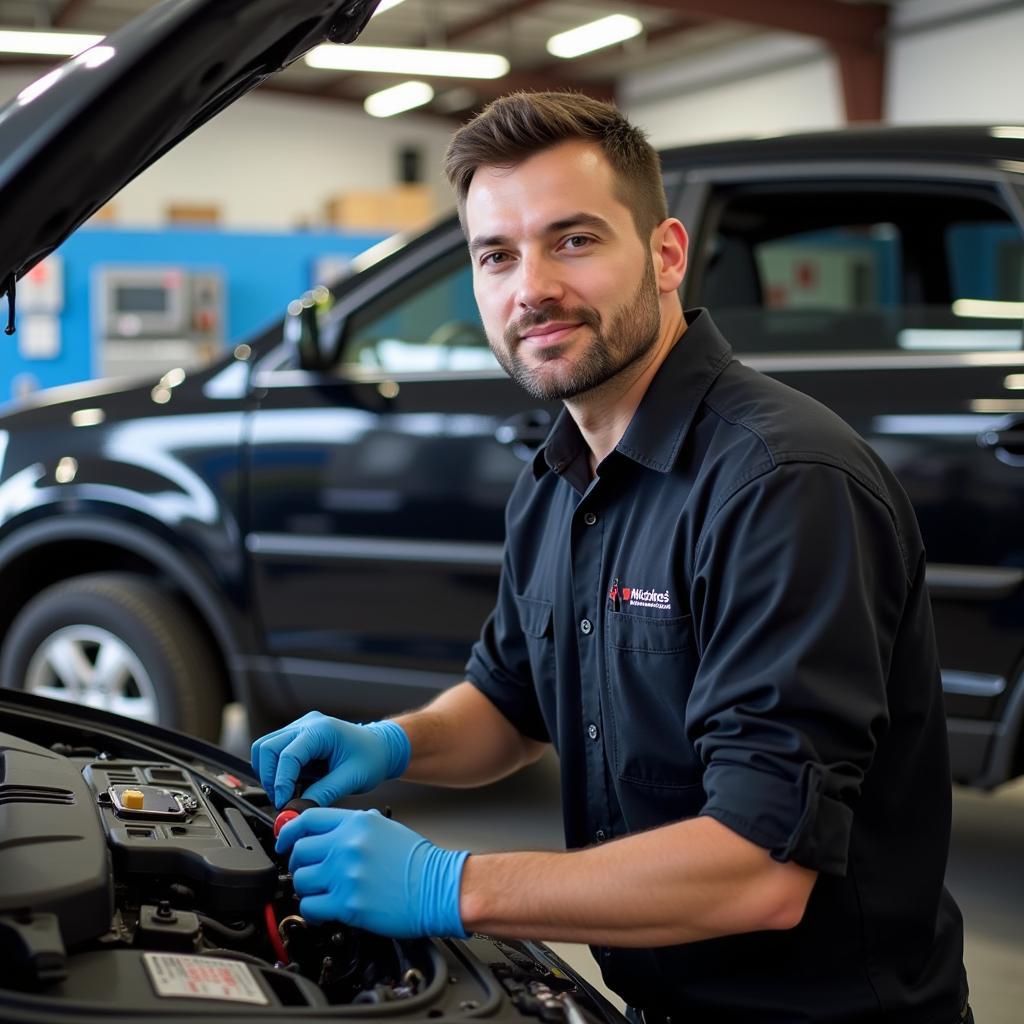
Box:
142;953;269;1005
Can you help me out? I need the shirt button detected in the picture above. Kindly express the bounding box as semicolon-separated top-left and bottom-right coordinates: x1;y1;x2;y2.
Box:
587;723;599;741
595;829;607;842
580;618;592;635
583;512;598;526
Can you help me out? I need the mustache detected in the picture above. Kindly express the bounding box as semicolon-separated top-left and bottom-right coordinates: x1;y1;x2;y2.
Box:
505;306;602;347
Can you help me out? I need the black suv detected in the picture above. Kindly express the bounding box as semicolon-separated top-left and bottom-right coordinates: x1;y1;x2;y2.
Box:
1;11;1022;789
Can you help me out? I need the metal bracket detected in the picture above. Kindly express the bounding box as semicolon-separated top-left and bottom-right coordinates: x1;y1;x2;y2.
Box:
2;273;15;336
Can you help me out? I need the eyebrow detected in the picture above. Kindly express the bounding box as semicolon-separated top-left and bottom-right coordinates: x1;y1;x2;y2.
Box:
469;212;614;255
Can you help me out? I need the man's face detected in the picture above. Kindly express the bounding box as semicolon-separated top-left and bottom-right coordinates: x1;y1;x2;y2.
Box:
465;140;662;401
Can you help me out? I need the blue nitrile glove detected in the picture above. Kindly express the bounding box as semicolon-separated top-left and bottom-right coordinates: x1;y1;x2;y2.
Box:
250;711;411;808
276;807;470;938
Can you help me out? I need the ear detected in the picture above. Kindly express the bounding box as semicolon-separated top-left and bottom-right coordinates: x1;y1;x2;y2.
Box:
650;218;688;294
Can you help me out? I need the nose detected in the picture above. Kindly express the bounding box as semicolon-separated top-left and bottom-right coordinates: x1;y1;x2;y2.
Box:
516;252;565;311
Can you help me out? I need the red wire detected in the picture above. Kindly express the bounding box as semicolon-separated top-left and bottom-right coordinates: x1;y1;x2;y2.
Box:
264;902;290;964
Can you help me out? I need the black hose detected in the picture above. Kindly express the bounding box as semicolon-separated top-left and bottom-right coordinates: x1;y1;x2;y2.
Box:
196;913;256;942
199;946;273;968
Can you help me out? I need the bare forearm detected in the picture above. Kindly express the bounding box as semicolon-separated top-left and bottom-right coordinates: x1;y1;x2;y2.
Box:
459;816;817;946
394;682;547;787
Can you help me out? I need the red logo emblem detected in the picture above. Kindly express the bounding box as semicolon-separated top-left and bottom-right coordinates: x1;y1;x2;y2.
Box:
622;587;632;601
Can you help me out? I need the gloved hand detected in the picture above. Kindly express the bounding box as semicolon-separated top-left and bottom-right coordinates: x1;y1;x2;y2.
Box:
250;711;411;808
276;807;469;938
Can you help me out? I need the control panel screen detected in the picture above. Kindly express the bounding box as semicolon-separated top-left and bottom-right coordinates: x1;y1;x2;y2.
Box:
114;285;171;314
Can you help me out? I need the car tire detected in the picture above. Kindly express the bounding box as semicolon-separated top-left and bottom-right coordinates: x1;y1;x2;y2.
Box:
0;572;224;740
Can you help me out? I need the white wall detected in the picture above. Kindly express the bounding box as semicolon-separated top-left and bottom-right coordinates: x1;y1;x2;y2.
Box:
888;0;1024;125
0;69;456;229
619;34;842;149
620;0;1024;150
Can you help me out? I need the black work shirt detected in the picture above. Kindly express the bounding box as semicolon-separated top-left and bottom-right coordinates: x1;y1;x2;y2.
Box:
465;310;965;1022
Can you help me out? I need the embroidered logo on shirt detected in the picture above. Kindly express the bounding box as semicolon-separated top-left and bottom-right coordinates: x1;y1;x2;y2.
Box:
609;580;671;611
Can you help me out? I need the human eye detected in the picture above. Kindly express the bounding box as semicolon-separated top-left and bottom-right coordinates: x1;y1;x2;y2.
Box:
479;251;511;268
561;234;593;251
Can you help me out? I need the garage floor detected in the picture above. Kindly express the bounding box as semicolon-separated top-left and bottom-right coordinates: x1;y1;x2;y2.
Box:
223;706;1023;1022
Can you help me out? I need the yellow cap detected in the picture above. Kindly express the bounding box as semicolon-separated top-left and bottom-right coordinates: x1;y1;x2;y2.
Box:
121;789;145;810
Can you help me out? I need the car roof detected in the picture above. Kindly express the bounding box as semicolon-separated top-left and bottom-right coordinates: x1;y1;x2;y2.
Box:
660;124;1024;170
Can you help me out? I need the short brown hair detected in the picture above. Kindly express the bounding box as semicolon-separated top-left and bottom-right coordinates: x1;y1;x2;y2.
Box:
443;91;667;240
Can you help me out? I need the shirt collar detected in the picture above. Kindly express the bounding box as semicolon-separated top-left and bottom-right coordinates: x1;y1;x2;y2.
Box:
531;308;734;481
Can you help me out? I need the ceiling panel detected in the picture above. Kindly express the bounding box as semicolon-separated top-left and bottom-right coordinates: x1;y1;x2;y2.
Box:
0;0;899;119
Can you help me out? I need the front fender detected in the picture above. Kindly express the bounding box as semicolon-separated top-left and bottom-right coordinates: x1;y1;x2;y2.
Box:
0;510;255;700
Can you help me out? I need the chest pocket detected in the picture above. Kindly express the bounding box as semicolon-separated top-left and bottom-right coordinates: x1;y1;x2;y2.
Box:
514;593;555;688
603;611;701;790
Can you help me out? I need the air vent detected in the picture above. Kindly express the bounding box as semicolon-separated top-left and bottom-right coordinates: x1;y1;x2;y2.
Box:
0;784;75;806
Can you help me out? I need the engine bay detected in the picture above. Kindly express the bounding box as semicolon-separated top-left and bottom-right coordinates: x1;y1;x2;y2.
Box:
0;705;615;1023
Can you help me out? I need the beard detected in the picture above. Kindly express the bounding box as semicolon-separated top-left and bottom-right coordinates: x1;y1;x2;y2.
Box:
490;254;662;402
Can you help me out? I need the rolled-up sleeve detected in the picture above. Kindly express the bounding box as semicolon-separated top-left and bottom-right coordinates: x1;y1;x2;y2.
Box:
690;460;908;875
465;547;550;743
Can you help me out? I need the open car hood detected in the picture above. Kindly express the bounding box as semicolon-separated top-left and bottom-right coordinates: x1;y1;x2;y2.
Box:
0;688;624;1023
0;0;379;313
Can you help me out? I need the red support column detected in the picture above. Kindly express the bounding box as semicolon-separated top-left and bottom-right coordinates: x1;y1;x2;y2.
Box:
834;43;886;123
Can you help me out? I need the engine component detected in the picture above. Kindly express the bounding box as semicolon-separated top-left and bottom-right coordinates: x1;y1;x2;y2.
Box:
84;760;277;918
55;949;328;1008
274;796;318;837
0;732;112;947
135;902;201;953
110;784;192;820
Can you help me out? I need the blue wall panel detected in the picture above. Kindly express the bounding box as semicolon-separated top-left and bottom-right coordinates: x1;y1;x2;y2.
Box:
2;226;385;401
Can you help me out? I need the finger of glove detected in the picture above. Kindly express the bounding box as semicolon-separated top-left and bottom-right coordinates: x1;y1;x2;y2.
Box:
276;807;351;855
253;729;302;801
249;711;324;780
250;725;290;785
273;725;343;807
291;862;334;898
300;763;373;807
286;831;335;873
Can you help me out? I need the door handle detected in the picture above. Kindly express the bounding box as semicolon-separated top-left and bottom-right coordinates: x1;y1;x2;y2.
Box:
978;425;1024;455
495;409;553;450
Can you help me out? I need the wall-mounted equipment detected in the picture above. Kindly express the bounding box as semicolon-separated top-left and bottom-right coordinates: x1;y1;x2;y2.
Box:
18;254;64;362
94;266;224;378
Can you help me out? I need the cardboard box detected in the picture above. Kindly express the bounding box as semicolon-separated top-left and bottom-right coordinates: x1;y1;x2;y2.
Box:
166;203;222;225
325;184;433;230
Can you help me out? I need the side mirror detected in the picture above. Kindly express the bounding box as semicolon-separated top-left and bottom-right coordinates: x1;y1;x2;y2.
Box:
284;286;332;370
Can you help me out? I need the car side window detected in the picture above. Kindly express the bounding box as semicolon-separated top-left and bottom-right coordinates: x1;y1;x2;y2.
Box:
338;250;497;374
696;183;1024;354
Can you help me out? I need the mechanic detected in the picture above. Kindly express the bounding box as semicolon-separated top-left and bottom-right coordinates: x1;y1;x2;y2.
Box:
257;93;969;1022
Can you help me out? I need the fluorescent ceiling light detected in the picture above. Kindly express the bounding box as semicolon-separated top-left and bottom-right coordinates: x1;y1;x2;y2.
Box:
953;298;1024;319
970;398;1024;413
0;28;102;56
371;0;407;15
898;329;1022;351
364;80;434;118
306;44;509;79
546;14;642;59
991;126;1024;140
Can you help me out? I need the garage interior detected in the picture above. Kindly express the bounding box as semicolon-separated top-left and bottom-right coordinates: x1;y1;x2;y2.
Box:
1;0;1023;1021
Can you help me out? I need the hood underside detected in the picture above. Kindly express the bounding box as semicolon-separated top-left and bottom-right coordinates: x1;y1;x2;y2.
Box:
0;0;379;304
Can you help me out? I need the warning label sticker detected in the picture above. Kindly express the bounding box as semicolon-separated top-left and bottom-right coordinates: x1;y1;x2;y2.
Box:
142;953;269;1005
